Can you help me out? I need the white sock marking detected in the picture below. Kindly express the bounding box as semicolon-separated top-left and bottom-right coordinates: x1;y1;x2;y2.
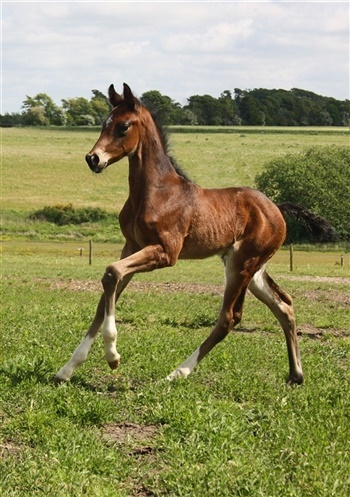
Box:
55;335;95;381
102;314;120;364
167;347;201;381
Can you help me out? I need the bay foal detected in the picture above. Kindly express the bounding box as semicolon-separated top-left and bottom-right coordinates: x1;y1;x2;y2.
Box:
55;83;331;386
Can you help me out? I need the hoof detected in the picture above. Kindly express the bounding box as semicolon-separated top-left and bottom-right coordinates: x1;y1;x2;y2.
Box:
287;374;303;386
108;359;120;370
166;368;189;381
54;375;68;386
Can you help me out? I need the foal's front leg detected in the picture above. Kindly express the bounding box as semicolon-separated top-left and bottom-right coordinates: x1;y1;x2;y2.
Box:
54;243;136;384
54;276;132;384
54;294;105;384
100;269;122;370
55;243;178;383
100;244;178;370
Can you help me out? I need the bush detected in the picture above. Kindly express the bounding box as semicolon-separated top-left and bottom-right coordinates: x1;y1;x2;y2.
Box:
29;204;111;226
255;146;350;241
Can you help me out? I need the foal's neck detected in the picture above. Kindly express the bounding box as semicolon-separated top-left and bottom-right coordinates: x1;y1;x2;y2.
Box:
128;112;177;191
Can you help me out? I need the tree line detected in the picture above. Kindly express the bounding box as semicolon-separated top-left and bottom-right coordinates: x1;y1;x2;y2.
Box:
1;87;349;127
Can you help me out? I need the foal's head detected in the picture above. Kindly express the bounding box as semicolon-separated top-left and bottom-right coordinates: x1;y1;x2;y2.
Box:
86;83;143;173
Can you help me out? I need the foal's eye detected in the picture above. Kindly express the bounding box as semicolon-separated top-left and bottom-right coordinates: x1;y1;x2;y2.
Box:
116;122;130;136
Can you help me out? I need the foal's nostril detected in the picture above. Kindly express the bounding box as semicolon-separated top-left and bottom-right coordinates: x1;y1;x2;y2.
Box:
91;154;99;166
86;153;100;170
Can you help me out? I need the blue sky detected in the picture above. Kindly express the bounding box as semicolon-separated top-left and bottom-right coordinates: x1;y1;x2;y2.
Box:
2;1;349;113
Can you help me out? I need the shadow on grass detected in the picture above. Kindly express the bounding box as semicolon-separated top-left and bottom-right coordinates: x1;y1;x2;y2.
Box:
161;316;262;333
162;315;265;335
66;369;144;395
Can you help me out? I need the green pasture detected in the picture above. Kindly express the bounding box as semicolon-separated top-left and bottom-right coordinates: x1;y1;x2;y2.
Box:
1;243;350;497
2;126;349;242
2;126;349;213
1;127;350;496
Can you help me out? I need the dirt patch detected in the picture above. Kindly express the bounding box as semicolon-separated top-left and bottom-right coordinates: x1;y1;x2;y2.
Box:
50;278;102;292
281;275;350;285
49;275;350;295
297;324;324;339
101;422;159;451
132;281;224;296
297;324;349;339
0;440;23;459
100;423;162;496
133;484;157;497
50;278;224;295
302;288;350;307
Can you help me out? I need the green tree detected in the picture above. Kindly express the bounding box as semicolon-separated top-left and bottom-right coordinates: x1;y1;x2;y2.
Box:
218;90;240;125
90;89;110;124
234;88;246;105
255;147;350;241
62;97;95;126
325;99;341;124
22;93;65;125
140;90;183;125
239;95;265;125
22;106;50;126
0;112;23;126
185;94;222;125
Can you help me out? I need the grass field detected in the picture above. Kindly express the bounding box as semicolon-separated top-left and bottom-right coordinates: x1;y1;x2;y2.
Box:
1;127;350;496
2;126;349;213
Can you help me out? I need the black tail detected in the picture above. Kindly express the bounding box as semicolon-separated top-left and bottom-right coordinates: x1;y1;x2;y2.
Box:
278;202;337;242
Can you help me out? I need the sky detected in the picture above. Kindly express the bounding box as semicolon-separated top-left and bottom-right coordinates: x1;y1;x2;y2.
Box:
1;0;349;114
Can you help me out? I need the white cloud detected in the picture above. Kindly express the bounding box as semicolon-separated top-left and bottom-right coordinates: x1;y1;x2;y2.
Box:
1;1;349;113
165;19;254;53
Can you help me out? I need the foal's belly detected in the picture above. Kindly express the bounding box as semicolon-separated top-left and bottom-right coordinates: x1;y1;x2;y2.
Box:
179;233;234;260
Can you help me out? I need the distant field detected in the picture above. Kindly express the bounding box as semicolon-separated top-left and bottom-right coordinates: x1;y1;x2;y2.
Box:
2;126;349;213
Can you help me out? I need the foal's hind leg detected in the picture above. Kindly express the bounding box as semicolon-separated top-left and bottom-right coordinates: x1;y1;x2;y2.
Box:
248;266;303;385
167;249;249;380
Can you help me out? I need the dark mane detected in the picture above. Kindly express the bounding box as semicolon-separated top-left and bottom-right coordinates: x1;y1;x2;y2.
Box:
149;109;192;182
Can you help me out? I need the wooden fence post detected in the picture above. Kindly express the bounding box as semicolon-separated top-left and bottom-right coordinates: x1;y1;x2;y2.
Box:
89;240;93;265
290;244;293;272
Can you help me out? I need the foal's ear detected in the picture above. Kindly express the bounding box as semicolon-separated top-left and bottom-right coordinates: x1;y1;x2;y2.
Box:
108;84;123;108
123;83;138;110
